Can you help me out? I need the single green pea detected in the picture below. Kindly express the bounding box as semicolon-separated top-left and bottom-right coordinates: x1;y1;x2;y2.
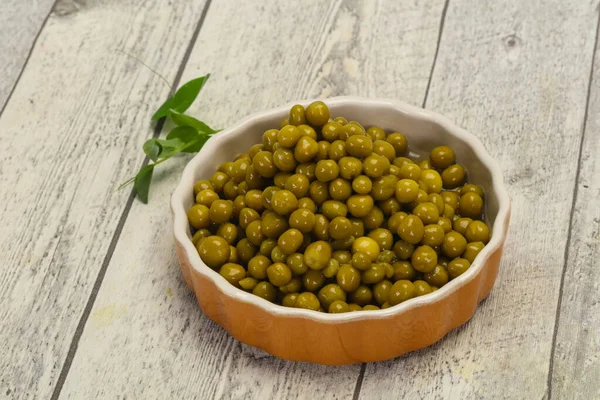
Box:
329;300;350;313
248;255;271;279
397;215;425;245
267;262;293;287
424;265;449;287
363;206;384;230
373;140;396;161
329;216;353;240
333;250;352;264
219;263;246;287
379;197;401;218
245;220;265;246
187;204;210;229
289;208;316;233
442;231;468;258
367;126;386;141
392;260;417;281
448;258;471;279
458;192;484;219
388;280;416;305
362;263;386;284
287;253;308;275
193;180;213;196
315;159;340;182
465;220;490;243
288;104;307;126
420;169;443;194
322;121;342;142
282;293;299;307
305;101;330;126
197;236;230;269
413;280;432;297
371;175;397;201
322;258;341;278
304;241;332;270
411;245;438;273
393;240;415;261
442;164;466;188
294;136;319;163
346;135;374;158
336;264;361;292
259;239;278;257
387;133;407;155
270;246;287;263
318;284;347;309
303;270;326;292
236;238;257;265
348;285;373;306
352;175;372;194
252;281;277;302
463;241;485;263
328;178;352;201
273;148;298;172
191;229;211;246
429;145;455;169
239;277;259;291
367;228;394;251
373;280;393;305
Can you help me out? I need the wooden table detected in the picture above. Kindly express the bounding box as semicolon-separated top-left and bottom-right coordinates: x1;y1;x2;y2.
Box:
2;0;599;398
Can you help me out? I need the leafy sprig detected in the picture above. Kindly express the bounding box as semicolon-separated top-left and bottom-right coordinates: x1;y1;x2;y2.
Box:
120;73;217;203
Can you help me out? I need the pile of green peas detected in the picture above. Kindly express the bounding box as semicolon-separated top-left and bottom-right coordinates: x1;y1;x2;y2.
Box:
187;101;490;313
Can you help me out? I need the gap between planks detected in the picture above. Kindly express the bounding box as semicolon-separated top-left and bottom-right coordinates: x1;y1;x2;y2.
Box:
351;0;450;398
0;0;59;118
546;6;600;400
48;1;214;398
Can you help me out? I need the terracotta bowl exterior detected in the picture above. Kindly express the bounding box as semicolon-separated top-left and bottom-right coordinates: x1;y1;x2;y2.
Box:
171;97;511;365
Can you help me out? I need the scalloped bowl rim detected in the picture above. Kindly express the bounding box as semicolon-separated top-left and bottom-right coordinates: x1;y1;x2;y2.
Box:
171;96;510;323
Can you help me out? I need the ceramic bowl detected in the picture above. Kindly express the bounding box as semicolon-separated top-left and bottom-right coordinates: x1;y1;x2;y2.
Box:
171;97;511;365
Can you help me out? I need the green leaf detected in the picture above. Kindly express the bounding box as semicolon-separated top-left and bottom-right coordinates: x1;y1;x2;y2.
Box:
167;126;208;153
155;138;185;150
142;139;161;161
169;110;218;135
165;126;207;153
134;164;154;203
181;135;209;153
166;126;201;143
152;74;210;120
155;138;185;158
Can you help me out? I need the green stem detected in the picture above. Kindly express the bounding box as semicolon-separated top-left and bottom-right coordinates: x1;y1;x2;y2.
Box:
117;49;174;96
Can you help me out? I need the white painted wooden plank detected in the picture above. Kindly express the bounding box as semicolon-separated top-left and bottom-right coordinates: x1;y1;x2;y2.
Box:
0;0;209;398
0;0;55;109
551;21;600;400
359;1;598;399
58;0;446;398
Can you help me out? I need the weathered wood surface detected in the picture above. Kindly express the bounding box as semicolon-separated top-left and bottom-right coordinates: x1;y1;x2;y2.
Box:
0;0;209;398
57;0;447;398
551;18;600;400
359;1;599;399
0;0;56;109
3;0;600;398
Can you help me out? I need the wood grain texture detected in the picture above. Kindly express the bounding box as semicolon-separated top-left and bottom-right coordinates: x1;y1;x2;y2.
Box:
0;0;209;398
551;16;600;400
58;0;446;398
359;1;598;399
0;0;56;109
